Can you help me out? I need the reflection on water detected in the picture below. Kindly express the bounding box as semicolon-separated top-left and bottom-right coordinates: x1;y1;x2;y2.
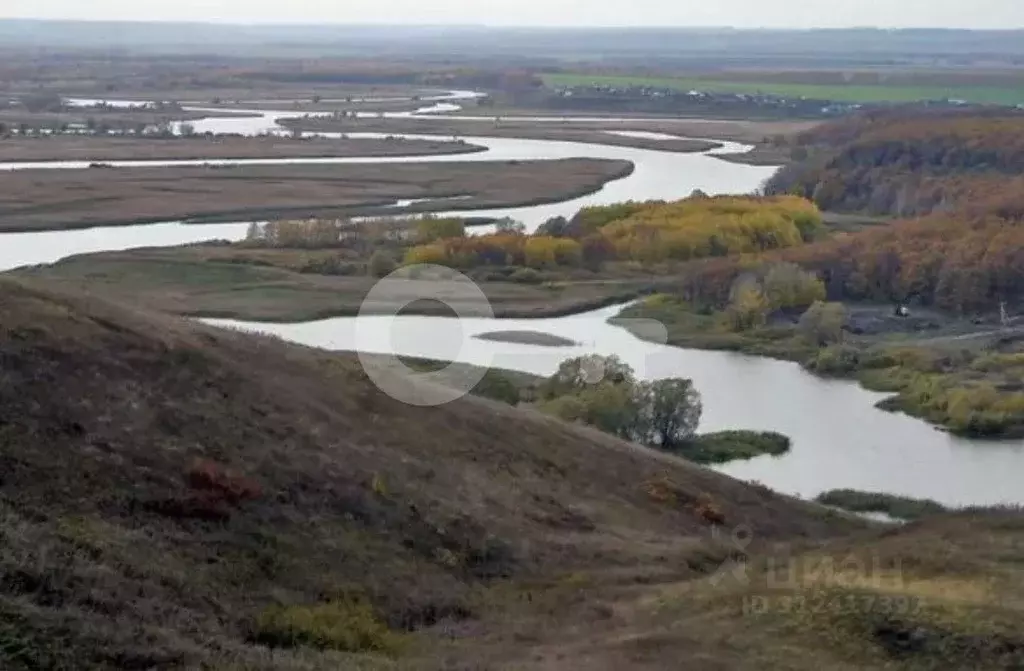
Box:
202;304;1024;508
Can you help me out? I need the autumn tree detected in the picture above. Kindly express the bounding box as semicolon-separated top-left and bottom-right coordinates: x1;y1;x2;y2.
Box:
416;216;465;243
798;301;848;346
725;276;770;331
762;262;826;313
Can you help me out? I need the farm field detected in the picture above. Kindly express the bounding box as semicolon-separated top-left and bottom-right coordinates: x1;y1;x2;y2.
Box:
542;73;1024;105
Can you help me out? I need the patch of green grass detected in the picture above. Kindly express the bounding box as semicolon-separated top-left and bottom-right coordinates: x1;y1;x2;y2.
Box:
542;73;1024;105
676;431;792;465
251;598;402;655
816;489;948;521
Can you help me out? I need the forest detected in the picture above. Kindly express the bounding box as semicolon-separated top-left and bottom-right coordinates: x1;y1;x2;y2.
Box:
402;196;824;270
735;109;1024;314
766;109;1024;218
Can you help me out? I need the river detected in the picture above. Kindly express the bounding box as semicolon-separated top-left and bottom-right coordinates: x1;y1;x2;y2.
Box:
0;99;774;269
3;93;1023;507
201;303;1024;508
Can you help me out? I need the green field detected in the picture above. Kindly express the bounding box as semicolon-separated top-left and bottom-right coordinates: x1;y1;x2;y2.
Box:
542;73;1024;105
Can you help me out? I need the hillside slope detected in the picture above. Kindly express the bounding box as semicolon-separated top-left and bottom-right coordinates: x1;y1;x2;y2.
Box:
0;277;860;670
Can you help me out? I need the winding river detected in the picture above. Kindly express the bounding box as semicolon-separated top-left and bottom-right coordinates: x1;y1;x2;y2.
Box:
3;93;1023;507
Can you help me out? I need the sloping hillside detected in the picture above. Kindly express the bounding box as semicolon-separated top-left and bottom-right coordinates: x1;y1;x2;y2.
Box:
0;277;858;670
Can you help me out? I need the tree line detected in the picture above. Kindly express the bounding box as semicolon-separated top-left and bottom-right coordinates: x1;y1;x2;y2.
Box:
401;195;824;269
681;109;1024;315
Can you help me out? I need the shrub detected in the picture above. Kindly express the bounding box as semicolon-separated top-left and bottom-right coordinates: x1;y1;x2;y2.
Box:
252;598;400;654
186;458;262;505
798;301;847;345
416;217;466;243
472;371;522;406
508;267;543;284
815;489;947;521
299;257;360;276
643;475;680;506
368;251;398;278
805;344;862;376
694;493;726;525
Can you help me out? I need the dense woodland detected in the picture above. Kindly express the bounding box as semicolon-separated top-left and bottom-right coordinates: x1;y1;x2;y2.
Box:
747;110;1024;313
767;109;1024;218
403;196;823;270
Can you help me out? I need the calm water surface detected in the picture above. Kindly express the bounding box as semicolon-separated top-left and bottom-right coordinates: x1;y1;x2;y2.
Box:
203;304;1024;508
0;99;774;269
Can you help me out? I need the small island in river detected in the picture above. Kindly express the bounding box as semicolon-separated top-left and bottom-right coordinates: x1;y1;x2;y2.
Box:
474;330;580;347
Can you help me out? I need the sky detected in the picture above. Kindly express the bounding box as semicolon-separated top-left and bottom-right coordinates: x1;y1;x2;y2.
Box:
3;0;1024;29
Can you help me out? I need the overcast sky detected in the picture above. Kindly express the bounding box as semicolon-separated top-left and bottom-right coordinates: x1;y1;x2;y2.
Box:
4;0;1024;29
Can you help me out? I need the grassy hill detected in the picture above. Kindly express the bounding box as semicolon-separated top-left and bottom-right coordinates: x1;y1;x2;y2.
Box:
1;277;1023;669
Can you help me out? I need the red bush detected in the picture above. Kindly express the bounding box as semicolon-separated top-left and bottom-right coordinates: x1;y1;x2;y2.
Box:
186;458;263;505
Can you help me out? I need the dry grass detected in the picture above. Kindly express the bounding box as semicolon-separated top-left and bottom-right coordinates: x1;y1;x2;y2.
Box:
0;107;252;128
279;114;820;146
0;135;485;163
17;248;654;321
0;158;632;232
0;276;862;669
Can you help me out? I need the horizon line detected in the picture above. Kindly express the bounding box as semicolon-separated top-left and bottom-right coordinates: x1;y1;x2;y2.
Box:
2;17;1024;31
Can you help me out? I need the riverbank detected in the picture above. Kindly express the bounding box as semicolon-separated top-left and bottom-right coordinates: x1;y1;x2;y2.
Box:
279;115;725;154
0;158;633;233
616;295;1024;439
0;135;487;163
12;247;653;322
0;107;257;131
815;489;949;521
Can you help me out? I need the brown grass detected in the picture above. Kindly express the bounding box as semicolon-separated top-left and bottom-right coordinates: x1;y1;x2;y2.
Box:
16;247;656;321
0;276;861;669
2;276;1022;670
0;135;486;163
0;107;253;128
0;158;633;232
278;115;793;152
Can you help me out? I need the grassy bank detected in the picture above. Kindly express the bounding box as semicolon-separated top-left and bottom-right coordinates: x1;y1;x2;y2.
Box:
618;295;1024;439
13;247;652;322
278;115;726;154
816;489;949;521
0;135;487;163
